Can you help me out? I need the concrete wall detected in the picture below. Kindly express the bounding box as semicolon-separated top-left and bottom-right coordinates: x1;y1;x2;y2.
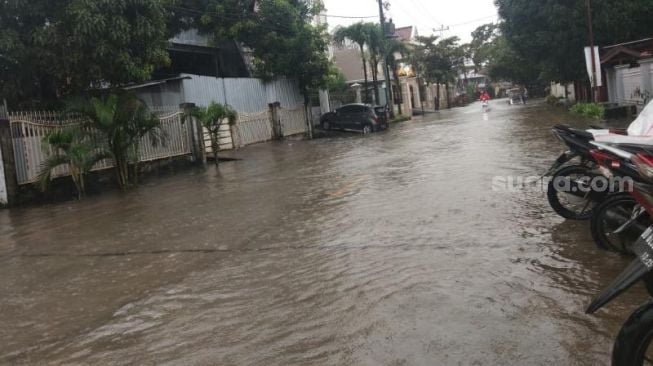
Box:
606;59;653;105
550;82;576;102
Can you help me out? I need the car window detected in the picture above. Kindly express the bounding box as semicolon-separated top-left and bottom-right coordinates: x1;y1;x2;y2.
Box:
339;105;364;114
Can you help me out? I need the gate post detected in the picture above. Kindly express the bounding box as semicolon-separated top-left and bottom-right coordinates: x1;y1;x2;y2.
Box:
180;103;206;165
269;102;281;139
0;119;18;207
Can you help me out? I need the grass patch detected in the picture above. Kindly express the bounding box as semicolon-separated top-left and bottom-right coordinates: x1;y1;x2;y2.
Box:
570;103;605;120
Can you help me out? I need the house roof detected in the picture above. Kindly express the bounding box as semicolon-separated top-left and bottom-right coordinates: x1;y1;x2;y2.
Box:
601;37;653;66
604;37;653;50
332;47;386;83
123;76;191;90
170;29;211;48
394;26;416;42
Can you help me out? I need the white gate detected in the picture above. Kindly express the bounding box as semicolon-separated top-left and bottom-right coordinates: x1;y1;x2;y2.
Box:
9;110;191;185
279;105;308;137
232;110;274;147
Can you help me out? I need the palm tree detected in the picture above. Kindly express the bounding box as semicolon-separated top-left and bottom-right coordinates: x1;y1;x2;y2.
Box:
414;35;462;109
68;93;163;190
385;39;411;116
333;23;371;103
190;102;237;165
37;127;108;199
365;23;385;105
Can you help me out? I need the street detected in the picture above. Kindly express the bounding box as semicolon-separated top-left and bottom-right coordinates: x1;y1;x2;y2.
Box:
0;100;643;365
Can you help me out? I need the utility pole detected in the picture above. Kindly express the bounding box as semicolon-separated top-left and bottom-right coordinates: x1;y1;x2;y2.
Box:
586;0;598;103
377;0;393;113
433;25;450;38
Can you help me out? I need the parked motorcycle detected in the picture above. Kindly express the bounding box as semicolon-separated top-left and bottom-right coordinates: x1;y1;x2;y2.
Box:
588;142;649;254
586;148;653;365
546;125;607;220
546;126;635;220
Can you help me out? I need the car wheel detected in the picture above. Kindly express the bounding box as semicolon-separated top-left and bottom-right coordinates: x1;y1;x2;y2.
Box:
363;125;373;134
322;121;331;131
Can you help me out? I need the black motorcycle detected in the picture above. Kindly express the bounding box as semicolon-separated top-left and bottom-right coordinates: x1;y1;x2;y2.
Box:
546;125;631;220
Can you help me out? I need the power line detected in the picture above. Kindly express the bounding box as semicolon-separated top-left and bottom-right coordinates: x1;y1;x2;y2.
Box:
448;15;499;28
322;14;378;19
388;2;437;33
406;0;442;25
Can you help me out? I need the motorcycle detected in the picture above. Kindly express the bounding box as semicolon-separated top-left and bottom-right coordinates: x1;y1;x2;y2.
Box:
588;142;649;254
545;126;633;220
586;146;653;365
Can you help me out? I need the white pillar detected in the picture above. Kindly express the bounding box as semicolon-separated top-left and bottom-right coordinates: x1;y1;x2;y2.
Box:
319;89;331;114
353;85;362;104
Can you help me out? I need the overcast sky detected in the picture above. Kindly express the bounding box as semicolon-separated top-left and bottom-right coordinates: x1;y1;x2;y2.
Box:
322;0;499;43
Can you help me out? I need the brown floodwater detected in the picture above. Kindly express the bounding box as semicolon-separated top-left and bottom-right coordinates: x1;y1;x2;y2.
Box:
0;100;646;365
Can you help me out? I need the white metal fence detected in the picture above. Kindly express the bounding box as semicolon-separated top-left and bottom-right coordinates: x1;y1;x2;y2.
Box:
279;105;308;137
9;110;191;185
231;110;274;148
139;111;191;162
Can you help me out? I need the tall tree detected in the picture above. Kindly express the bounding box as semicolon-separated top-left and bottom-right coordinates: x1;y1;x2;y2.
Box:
496;0;653;84
366;23;385;105
386;39;410;115
0;0;173;108
414;36;463;107
333;23;372;103
469;23;500;72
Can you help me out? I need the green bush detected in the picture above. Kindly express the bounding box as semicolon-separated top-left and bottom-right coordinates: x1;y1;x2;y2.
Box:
570;103;605;119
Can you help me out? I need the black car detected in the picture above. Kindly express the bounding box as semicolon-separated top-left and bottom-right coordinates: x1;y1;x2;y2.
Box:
320;104;389;134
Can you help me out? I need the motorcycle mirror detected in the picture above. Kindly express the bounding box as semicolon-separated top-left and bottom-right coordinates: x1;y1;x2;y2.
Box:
586;258;650;314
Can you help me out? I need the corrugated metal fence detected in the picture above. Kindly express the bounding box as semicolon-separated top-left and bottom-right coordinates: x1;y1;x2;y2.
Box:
133;75;309;149
181;75;304;112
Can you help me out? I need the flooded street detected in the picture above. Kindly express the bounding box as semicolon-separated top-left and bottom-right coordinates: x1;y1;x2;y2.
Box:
0;100;646;365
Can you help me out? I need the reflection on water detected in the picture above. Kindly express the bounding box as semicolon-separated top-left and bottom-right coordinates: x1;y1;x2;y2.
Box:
0;100;644;365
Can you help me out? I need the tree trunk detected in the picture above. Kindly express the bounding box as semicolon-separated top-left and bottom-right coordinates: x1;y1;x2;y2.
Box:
392;67;402;116
360;45;370;104
211;134;219;166
445;82;451;109
114;152;129;191
371;57;380;105
79;174;86;199
385;54;395;116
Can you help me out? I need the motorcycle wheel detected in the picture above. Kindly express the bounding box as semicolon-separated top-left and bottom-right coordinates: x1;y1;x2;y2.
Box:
546;164;604;220
612;301;653;366
591;193;648;255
